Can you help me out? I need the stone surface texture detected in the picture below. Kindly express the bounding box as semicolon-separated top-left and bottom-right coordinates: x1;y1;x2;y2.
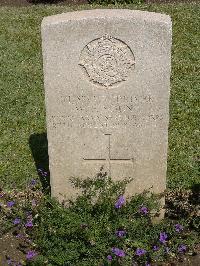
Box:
41;9;172;202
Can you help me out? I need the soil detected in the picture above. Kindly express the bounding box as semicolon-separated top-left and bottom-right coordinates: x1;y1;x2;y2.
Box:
0;232;26;265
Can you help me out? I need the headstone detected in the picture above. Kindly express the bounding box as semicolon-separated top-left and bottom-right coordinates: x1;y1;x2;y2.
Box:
41;9;172;202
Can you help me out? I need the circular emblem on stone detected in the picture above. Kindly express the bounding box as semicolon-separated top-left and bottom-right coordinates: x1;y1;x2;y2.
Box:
79;35;135;88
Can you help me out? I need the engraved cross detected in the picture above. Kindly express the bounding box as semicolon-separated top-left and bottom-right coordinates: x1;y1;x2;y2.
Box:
83;134;133;177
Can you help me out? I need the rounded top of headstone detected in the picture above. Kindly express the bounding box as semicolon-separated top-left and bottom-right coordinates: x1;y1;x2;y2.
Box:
42;9;171;28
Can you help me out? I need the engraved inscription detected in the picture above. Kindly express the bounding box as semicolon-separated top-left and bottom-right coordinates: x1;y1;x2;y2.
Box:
49;94;164;130
79;35;135;87
50;113;163;129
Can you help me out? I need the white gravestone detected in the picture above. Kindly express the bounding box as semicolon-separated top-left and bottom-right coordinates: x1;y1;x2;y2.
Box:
41;9;172;202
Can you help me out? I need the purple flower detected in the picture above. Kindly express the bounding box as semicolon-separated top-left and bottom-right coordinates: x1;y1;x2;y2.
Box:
0;192;5;198
178;244;187;253
26;250;37;260
107;255;112;261
7;258;12;265
153;245;159;251
116;230;126;238
159;232;168;244
43;171;48;176
112;247;126;257
175;224;183;233
30;179;37;186
139;206;149;215
145;263;151;266
13;218;21;225
7;201;15;207
135;248;146;256
115;195;125;209
38;168;48;177
25;220;33;228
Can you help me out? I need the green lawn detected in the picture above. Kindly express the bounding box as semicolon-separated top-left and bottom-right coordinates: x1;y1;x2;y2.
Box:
0;3;199;190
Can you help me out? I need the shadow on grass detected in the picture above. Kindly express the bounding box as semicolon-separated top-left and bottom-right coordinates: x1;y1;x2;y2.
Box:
189;183;200;205
29;133;50;193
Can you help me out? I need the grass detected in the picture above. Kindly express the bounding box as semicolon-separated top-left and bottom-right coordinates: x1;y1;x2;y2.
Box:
0;3;199;190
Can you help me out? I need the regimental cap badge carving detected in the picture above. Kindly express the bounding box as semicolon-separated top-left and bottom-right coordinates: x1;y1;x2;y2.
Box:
79;35;135;88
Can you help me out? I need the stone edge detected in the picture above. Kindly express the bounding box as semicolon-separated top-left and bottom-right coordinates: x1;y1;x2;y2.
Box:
41;9;172;29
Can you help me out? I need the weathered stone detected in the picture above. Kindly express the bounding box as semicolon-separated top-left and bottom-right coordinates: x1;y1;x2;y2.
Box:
41;9;172;202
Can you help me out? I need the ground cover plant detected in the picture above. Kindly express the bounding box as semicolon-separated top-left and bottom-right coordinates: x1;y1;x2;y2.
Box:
0;172;199;265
